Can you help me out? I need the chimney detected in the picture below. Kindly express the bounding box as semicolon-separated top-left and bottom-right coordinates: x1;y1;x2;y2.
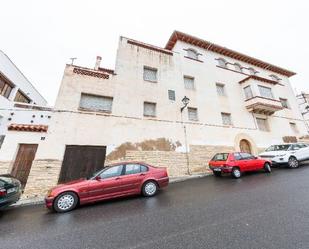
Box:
94;56;102;70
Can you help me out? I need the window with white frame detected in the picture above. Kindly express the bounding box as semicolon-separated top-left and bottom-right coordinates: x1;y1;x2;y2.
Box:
248;67;257;75
188;107;198;121
184;76;195;90
143;102;156;117
217;58;227;68
187;49;198;60
234;63;242;72
258;85;274;99
216;83;226;96
143;67;158;82
256;118;269;131
221;113;232;125
279;98;289;108
80;93;113;112
290;122;299;133
168;90;176;101
244;85;253;99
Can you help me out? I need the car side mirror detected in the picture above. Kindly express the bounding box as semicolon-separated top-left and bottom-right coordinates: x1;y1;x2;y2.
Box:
95;175;101;180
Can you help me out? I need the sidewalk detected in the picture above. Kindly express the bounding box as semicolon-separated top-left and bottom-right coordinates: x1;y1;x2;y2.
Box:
13;172;212;207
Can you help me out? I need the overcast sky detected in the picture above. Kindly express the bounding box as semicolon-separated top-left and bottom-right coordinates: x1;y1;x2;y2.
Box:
1;0;309;105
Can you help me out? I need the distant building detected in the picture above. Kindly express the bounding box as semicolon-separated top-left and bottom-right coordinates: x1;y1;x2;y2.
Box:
1;31;307;198
296;92;309;132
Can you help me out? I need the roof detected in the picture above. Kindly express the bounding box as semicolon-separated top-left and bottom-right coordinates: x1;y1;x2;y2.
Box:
165;31;296;77
8;124;48;132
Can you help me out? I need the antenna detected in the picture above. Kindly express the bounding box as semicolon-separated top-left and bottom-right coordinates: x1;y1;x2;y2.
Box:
70;57;77;65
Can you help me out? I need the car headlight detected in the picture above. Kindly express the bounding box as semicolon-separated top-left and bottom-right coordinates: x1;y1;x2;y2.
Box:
46;189;54;197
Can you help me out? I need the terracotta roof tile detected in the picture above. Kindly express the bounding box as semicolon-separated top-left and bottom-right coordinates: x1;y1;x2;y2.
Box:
8;124;48;132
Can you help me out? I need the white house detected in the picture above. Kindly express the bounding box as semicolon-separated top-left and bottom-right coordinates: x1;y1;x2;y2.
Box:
1;31;307;198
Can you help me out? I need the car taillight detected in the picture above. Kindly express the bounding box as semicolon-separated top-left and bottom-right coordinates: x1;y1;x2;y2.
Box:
0;188;7;197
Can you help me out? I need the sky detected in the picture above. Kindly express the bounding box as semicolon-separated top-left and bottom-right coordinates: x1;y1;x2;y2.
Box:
1;0;309;105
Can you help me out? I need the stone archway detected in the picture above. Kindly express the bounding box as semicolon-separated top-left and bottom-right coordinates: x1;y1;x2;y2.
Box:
239;139;252;154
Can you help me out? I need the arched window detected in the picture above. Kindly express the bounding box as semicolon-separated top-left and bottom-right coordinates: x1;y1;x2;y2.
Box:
187;49;198;60
248;67;256;75
234;63;242;72
217;58;227;68
270;74;280;82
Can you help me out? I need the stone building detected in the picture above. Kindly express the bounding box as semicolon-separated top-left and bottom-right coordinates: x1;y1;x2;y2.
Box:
1;31;307;198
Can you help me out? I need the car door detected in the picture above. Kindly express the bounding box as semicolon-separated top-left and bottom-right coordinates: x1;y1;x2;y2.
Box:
239;153;256;171
295;144;309;161
121;164;148;194
87;165;125;201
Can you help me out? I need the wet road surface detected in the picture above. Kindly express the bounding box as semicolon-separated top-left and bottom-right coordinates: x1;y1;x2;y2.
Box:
1;166;309;249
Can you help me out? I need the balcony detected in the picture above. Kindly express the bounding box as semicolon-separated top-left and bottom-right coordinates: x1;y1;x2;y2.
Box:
244;96;283;115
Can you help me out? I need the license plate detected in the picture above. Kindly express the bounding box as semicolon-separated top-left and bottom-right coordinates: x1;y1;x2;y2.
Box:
7;187;17;194
213;168;221;172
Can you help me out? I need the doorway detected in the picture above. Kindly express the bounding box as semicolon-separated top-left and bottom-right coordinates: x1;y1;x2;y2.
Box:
11;144;38;188
58;145;106;183
239;139;252;154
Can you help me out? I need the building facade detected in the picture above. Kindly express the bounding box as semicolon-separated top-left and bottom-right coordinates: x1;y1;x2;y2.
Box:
296;92;309;132
2;31;307;198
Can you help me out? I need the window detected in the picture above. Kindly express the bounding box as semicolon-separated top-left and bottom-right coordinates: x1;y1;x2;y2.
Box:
258;85;273;99
234;153;242;160
244;86;253;99
0;75;13;99
290;123;299;134
187;49;198;60
14;90;31;103
188;107;198;121
221;113;232;125
144;102;156;117
248;67;257;75
168;90;176;101
143;67;157;82
217;58;227;68
212;153;229;161
256;117;269;131
239;153;255;160
234;63;242;72
184;76;195;90
100;165;124;179
0;135;5;149
80;93;113;112
216;83;225;96
279;98;289;108
125;164;142;175
270;74;280;82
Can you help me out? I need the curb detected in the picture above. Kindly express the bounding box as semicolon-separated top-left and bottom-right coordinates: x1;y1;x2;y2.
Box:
170;173;211;183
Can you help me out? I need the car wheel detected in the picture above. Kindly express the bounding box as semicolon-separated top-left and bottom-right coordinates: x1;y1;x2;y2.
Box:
53;192;78;213
288;156;299;168
231;167;241;178
142;181;158;197
213;171;222;177
264;162;271;173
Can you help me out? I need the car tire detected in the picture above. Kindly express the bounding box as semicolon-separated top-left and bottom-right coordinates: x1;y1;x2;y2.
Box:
53;192;79;213
142;181;158;197
213;171;222;177
288;156;299;168
231;167;241;178
264;162;271;173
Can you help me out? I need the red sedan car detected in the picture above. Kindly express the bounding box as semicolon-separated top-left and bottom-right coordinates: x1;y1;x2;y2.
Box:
209;152;272;178
45;162;169;213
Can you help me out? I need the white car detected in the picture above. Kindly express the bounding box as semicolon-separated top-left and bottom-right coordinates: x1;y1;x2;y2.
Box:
259;143;309;168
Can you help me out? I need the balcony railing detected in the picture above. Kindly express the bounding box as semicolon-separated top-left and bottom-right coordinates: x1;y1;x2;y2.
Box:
245;96;283;115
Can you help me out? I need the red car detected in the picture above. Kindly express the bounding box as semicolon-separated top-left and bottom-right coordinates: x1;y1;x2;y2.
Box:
209;152;272;178
45;162;169;213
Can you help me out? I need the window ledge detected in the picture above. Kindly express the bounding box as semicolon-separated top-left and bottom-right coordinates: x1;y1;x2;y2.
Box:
184;56;204;63
78;107;112;114
144;79;158;83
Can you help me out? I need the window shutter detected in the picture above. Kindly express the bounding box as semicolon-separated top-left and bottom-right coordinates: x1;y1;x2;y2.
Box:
143;67;157;82
80;94;113;112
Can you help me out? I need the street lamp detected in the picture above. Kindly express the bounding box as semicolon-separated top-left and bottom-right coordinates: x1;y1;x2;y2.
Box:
181;96;190;112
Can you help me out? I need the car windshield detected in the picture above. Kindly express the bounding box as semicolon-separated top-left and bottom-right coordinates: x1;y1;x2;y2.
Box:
211;153;229;161
265;145;291;152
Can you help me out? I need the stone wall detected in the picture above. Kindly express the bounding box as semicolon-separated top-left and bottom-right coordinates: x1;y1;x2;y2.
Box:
22;159;62;199
0;161;11;175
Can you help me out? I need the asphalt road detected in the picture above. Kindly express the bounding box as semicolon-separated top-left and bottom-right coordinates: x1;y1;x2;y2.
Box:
1;166;309;249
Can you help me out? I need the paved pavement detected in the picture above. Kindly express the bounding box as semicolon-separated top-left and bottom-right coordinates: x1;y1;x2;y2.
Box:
1;166;309;249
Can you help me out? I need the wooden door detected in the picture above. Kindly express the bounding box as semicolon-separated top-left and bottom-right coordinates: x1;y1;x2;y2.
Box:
11;144;38;188
58;145;106;184
240;139;251;154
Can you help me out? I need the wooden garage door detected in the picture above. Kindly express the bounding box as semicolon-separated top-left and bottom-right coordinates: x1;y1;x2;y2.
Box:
11;144;38;188
58;145;106;183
